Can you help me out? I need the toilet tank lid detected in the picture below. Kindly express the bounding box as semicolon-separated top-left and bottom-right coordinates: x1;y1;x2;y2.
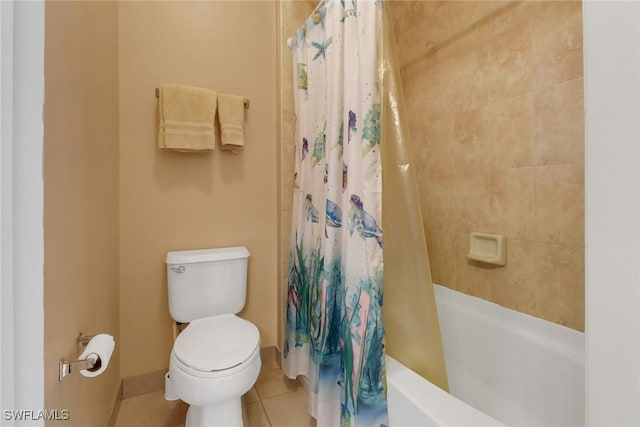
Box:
166;246;250;264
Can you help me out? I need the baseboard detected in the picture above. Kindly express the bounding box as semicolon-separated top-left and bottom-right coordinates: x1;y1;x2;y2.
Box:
275;346;282;368
121;368;167;399
118;346;278;400
260;345;277;365
105;379;123;427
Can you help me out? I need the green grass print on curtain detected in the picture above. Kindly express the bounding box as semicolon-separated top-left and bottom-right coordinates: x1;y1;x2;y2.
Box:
283;1;388;426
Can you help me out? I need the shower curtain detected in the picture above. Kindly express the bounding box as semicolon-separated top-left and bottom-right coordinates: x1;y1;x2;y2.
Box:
378;5;449;392
283;1;387;426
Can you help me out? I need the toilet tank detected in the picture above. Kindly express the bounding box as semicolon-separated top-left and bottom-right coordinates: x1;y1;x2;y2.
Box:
166;246;250;323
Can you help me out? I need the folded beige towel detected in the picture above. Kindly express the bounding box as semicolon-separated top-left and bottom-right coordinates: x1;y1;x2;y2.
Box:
158;84;217;151
218;93;245;153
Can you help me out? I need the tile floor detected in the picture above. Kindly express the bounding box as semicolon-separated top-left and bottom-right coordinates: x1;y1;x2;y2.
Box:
114;361;315;427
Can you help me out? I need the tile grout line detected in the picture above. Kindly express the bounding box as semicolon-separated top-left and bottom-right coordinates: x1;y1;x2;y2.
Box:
256;385;275;427
257;387;301;402
258;396;273;427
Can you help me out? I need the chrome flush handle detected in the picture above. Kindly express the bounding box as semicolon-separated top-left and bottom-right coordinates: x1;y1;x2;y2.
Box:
171;266;186;273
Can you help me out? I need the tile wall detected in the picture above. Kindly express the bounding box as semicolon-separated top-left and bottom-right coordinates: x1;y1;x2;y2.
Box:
388;1;585;331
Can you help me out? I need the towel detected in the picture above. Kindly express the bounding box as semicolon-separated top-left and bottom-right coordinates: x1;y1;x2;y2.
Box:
218;93;245;153
158;84;217;151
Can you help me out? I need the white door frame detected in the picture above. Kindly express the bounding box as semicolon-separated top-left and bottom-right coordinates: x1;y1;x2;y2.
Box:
0;1;45;424
584;1;640;425
0;0;12;415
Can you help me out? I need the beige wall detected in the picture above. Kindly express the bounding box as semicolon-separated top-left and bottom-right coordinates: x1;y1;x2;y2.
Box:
119;1;278;378
44;2;120;425
388;1;585;331
277;0;315;353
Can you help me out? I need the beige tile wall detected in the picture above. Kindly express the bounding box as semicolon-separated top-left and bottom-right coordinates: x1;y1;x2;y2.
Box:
388;1;585;331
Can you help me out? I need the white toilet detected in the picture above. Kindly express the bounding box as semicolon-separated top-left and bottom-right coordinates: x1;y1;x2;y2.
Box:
165;246;261;427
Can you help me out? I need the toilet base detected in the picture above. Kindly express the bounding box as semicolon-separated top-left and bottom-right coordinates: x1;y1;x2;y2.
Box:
185;398;243;427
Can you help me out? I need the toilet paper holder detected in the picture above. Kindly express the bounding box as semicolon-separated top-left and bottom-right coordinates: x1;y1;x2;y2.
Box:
58;333;98;381
76;332;94;353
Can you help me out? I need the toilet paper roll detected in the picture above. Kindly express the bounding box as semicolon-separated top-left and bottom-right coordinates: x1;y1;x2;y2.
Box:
79;334;115;377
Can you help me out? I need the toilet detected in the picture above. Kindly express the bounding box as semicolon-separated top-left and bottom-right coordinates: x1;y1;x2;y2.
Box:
165;246;261;427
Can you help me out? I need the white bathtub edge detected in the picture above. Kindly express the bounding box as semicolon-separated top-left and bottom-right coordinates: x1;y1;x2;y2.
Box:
386;356;505;427
433;284;585;365
434;283;585;426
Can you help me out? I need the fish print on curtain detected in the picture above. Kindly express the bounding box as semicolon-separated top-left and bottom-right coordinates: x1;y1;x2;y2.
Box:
283;1;387;427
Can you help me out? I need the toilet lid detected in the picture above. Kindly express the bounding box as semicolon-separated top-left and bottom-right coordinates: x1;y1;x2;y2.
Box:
174;314;260;372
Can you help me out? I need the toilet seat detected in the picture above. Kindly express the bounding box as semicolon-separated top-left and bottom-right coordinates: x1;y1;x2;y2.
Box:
173;314;260;377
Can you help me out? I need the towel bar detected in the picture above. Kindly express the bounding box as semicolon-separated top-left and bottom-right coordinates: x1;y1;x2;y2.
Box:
155;88;249;109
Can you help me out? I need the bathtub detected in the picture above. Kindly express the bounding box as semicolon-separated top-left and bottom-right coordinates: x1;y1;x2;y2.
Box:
386;355;504;426
386;284;585;427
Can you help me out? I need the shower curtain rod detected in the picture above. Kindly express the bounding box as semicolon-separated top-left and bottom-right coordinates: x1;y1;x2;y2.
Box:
287;0;325;48
311;0;323;15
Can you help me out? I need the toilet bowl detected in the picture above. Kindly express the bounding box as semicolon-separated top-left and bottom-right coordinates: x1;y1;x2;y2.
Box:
165;246;259;427
168;314;261;427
